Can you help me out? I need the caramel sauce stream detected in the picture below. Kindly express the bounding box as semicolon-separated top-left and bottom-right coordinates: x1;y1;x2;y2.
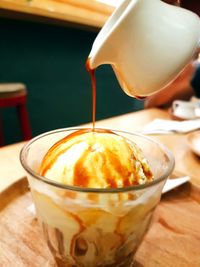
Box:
40;59;153;187
86;58;96;131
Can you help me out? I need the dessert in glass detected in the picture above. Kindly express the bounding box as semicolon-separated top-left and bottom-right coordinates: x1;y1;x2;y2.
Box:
20;128;174;267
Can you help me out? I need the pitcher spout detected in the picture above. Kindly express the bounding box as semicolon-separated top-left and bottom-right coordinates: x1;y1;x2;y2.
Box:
88;0;134;69
88;39;114;69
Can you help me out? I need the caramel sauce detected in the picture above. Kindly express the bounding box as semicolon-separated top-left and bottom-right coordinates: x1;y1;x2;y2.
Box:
40;59;153;188
74;237;88;256
86;58;96;130
40;127;153;188
73;149;90;187
40;128;116;175
38;60;154;267
134;95;146;100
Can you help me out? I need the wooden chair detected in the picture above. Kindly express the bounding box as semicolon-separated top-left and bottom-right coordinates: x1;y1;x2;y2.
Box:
0;83;32;146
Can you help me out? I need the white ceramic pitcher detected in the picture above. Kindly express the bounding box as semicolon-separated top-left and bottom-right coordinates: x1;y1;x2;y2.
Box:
88;0;200;97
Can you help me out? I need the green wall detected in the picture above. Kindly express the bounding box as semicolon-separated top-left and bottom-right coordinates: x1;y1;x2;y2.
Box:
0;18;143;145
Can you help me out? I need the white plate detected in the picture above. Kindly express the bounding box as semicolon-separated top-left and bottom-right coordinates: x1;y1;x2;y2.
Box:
187;131;200;157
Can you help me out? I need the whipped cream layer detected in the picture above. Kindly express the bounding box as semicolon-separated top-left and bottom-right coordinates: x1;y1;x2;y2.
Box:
39;129;153;188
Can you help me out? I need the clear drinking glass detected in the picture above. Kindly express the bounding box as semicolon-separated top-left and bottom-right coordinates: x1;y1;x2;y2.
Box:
20;128;174;267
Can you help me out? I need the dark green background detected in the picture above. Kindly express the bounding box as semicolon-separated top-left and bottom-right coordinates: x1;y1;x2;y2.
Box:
0;18;143;145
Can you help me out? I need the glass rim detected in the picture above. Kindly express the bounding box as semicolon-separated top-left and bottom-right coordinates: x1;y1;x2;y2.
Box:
20;127;175;193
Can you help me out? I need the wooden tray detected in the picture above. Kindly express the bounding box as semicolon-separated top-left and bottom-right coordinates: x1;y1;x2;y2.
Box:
0;178;55;267
1;176;200;267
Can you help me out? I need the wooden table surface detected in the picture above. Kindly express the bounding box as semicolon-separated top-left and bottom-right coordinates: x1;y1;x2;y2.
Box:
1;107;200;267
0;0;114;29
0;108;199;193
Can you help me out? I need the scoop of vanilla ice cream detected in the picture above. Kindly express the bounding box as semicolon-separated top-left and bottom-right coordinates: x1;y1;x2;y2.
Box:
39;129;153;188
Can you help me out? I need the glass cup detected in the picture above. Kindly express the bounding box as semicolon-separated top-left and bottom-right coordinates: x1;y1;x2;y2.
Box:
20;128;174;267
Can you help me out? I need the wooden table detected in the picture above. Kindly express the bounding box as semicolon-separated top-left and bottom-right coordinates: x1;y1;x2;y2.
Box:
1;108;200;267
1;108;199;192
0;0;114;29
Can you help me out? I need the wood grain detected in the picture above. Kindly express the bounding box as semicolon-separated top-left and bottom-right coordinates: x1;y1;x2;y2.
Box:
0;178;55;267
0;141;25;193
135;183;200;267
0;0;114;29
0;177;200;266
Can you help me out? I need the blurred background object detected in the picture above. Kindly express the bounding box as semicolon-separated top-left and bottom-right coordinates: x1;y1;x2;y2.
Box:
0;83;32;146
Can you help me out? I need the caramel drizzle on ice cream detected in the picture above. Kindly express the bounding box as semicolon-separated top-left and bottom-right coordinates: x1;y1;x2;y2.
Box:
40;129;153;188
39;57;153;188
40;129;114;178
